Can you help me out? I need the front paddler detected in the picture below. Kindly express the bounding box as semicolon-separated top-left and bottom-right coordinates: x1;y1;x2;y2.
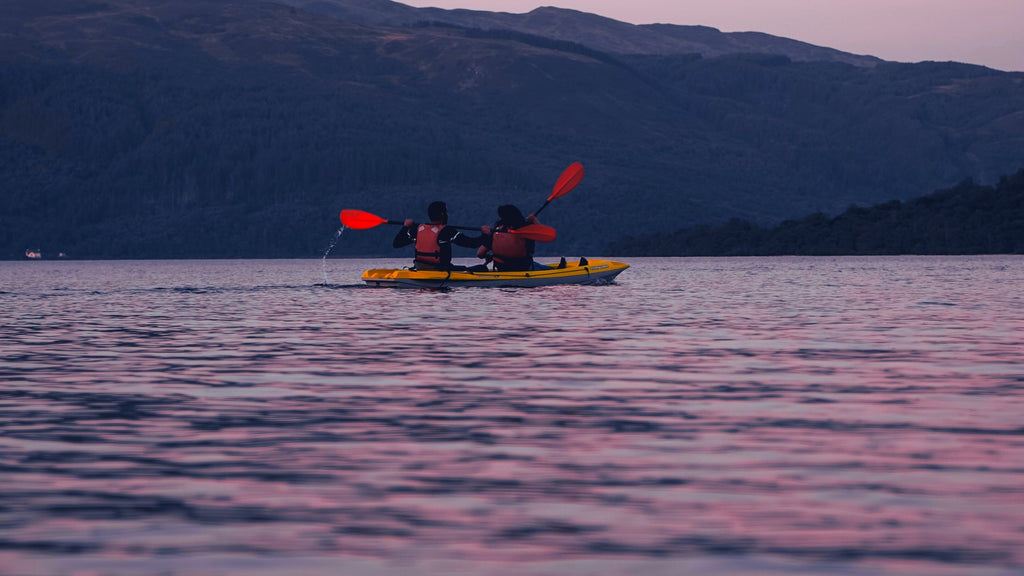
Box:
392;201;490;272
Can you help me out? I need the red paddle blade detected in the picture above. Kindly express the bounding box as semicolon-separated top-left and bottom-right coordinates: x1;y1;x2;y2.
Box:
340;209;387;230
549;162;584;201
510;223;557;242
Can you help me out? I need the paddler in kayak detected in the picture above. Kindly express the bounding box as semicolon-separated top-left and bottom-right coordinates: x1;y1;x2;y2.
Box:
393;201;490;272
477;204;565;271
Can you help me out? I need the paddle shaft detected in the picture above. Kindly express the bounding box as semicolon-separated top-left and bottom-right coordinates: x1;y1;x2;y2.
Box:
533;199;553;218
409;220;555;242
388;220;480;232
342;211;553;241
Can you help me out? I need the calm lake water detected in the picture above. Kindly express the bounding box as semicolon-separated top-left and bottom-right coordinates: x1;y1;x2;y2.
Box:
1;256;1022;576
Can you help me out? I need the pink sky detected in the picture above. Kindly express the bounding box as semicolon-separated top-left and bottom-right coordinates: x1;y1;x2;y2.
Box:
400;0;1024;72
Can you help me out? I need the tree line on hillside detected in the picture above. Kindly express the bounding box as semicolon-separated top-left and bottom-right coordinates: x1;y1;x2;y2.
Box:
0;61;548;259
606;169;1024;256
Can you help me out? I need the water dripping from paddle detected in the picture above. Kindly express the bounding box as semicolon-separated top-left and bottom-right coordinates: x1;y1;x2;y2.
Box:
319;225;345;285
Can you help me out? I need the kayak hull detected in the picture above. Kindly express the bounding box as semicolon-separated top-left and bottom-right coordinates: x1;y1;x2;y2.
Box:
362;259;629;288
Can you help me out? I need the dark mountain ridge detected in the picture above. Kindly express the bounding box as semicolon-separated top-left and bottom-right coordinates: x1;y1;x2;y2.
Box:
608;169;1024;256
282;0;881;66
2;0;1023;259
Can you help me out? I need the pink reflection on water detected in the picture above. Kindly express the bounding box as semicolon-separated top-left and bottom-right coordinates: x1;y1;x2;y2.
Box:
1;257;1022;574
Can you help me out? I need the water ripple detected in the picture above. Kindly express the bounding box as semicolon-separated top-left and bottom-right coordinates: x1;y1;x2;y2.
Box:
1;257;1022;576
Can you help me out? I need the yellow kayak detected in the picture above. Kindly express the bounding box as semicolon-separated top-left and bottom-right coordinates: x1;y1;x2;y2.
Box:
362;259;629;288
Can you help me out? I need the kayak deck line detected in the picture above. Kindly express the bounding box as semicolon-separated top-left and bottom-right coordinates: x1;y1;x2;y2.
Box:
361;259;628;288
444;262;606;280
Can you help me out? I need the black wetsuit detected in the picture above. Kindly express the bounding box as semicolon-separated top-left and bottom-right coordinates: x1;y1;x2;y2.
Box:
393;224;486;271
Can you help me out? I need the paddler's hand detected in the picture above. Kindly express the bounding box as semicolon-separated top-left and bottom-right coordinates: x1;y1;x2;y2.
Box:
476;245;489;259
526;214;538;224
481;225;491;235
404;219;414;227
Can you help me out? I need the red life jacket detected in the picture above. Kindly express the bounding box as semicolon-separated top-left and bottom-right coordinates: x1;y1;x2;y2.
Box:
414;224;443;265
491;230;528;265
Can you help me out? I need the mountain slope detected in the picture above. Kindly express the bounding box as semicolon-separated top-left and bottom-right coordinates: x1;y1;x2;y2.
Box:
1;0;1022;259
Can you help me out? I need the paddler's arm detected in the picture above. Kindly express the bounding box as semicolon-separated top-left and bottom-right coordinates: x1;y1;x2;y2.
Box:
448;225;490;249
393;218;415;248
523;215;539;256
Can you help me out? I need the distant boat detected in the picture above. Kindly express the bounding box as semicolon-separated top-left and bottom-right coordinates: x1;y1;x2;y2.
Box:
23;249;69;259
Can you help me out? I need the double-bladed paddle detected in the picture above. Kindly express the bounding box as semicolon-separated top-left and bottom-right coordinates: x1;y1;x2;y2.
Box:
339;209;556;242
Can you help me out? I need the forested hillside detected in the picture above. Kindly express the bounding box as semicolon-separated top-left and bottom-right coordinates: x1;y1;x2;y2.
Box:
2;0;1023;259
607;169;1024;256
